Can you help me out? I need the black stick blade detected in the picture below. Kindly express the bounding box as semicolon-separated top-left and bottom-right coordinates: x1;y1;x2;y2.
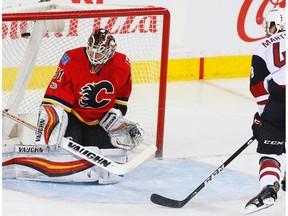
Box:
150;193;185;208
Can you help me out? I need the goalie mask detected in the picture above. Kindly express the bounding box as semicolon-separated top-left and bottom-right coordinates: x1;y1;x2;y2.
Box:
262;7;286;36
86;28;117;73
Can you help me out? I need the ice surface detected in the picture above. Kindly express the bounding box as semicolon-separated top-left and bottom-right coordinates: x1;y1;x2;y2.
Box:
2;78;286;216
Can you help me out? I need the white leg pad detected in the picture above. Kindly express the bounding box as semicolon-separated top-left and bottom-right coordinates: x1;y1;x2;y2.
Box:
98;148;128;184
34;104;68;149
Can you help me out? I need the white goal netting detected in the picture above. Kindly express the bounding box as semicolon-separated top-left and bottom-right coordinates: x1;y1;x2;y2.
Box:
2;2;170;157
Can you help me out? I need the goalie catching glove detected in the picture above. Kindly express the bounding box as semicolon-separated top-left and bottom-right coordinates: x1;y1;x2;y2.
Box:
100;108;144;151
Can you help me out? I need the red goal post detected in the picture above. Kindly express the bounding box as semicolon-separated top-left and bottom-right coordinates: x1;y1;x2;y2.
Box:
2;3;170;159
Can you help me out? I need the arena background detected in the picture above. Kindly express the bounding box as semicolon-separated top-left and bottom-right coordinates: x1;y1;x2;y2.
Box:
2;0;285;81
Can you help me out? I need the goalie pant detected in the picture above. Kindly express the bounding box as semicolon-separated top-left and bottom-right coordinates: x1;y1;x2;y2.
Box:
64;112;116;149
33;104;116;150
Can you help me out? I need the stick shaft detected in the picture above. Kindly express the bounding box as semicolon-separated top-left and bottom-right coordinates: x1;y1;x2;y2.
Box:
3;110;36;130
150;136;256;208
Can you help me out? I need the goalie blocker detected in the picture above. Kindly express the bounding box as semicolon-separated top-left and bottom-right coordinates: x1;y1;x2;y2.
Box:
100;108;144;151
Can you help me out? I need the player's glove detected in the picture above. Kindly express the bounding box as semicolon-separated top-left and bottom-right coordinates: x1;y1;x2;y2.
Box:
100;108;144;151
251;112;261;140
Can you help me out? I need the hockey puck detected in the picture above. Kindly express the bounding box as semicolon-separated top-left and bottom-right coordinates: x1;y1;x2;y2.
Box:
21;32;31;38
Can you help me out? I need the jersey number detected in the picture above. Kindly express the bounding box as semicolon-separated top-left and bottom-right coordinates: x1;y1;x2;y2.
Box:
53;67;64;81
273;42;286;68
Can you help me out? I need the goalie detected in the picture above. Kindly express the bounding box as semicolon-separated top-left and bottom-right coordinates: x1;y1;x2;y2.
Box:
33;28;144;184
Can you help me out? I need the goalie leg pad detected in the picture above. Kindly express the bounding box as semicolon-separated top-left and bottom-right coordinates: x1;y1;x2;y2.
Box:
2;144;101;182
97;148;128;184
34;104;68;149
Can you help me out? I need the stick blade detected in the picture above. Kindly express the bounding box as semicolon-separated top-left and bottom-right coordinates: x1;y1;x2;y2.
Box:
150;193;185;208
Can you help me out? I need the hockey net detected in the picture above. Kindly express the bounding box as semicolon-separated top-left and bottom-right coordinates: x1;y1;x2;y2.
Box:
2;2;170;158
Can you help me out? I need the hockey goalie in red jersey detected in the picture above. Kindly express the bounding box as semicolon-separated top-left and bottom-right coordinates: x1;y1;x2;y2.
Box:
32;28;144;184
243;7;286;214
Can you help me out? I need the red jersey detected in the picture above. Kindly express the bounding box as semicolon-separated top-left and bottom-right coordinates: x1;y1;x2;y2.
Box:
43;47;132;125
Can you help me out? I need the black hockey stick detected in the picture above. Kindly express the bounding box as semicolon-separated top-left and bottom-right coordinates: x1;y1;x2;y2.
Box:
150;136;256;208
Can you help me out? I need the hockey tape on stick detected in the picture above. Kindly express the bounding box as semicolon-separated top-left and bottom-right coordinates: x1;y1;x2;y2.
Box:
150;136;256;208
3;110;37;130
2;110;156;175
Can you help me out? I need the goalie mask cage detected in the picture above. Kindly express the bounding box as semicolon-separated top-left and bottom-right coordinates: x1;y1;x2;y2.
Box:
2;2;170;159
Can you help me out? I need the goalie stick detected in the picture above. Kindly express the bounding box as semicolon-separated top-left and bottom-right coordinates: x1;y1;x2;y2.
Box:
2;110;156;175
150;136;256;208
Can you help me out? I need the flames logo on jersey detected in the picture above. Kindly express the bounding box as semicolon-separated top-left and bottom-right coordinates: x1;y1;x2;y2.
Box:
79;81;114;109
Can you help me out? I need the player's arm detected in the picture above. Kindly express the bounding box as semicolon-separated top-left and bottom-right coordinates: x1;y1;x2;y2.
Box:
250;54;270;114
114;78;131;116
249;54;271;139
114;56;132;116
42;52;75;112
33;52;75;148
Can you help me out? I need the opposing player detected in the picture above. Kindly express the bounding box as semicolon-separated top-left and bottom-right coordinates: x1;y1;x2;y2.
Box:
33;28;144;184
244;7;286;214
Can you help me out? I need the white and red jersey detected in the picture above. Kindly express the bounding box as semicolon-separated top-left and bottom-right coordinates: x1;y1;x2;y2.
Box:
43;47;132;125
250;32;286;114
